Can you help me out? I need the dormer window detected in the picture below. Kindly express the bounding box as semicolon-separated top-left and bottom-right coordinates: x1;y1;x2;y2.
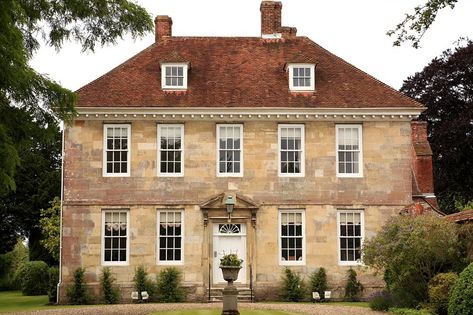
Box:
288;63;315;92
161;63;188;90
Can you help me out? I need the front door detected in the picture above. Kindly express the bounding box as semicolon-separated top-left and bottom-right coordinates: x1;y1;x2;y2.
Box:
213;223;247;284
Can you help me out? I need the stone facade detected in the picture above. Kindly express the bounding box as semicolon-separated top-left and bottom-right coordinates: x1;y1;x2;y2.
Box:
60;0;434;304
60;119;413;302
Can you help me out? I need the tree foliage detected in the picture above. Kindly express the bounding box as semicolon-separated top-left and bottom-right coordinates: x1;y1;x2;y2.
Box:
39;197;61;261
363;215;461;307
0;107;61;258
400;40;473;213
0;0;153;194
388;0;458;48
0;0;153;256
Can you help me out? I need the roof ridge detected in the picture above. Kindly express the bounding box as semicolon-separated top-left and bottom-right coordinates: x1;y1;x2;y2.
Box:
300;37;424;108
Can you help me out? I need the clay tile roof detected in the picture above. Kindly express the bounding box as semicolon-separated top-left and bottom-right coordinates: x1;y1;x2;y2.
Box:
444;209;473;223
285;52;318;66
76;36;423;108
159;51;190;65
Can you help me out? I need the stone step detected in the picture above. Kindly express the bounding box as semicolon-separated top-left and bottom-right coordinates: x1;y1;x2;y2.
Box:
207;287;254;302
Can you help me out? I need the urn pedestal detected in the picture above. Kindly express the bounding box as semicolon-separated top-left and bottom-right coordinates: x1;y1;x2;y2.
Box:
220;266;242;315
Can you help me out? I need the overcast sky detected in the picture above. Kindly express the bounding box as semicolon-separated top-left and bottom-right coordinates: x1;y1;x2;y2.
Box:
30;0;472;92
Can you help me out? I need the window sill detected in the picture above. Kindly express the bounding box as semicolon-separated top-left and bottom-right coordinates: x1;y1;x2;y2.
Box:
336;174;363;178
157;261;184;266
102;261;129;266
103;173;131;177
279;261;305;266
338;261;363;267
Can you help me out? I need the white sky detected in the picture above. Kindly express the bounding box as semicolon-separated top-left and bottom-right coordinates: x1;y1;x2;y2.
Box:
30;0;472;92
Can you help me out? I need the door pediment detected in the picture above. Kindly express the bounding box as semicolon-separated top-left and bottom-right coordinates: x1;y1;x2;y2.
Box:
200;192;260;227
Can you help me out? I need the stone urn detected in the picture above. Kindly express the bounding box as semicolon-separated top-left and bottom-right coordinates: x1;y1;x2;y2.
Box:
220;265;241;283
219;254;243;315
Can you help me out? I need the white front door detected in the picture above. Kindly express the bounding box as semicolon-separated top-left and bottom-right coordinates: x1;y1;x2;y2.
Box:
213;223;247;284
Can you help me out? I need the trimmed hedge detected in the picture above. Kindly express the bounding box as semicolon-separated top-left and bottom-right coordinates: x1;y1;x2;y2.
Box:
14;261;49;295
448;262;473;315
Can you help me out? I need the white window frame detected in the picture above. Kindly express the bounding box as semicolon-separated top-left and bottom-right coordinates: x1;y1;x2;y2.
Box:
278;124;305;177
157;209;184;265
216;124;244;177
278;209;306;266
337;209;364;266
161;63;188;90
336;124;363;178
157;124;184;177
103;124;131;177
101;209;130;266
288;63;315;92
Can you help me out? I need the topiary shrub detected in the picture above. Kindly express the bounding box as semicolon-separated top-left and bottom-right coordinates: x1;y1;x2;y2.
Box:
100;267;120;304
14;260;49;295
66;267;91;304
428;272;457;315
344;268;363;301
156;267;185;302
48;266;59;303
280;268;305;302
309;267;327;299
133;265;156;301
448;262;473;315
369;290;393;311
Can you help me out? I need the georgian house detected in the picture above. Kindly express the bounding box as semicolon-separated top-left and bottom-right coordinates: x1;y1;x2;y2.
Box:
59;1;438;302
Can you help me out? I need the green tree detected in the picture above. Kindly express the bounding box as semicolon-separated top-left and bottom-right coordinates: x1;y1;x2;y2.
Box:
0;107;61;259
363;215;461;307
0;0;153;255
0;0;153;194
400;40;473;214
39;197;61;261
388;0;459;48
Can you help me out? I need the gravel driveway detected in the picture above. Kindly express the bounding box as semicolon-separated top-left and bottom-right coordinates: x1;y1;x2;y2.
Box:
8;302;384;315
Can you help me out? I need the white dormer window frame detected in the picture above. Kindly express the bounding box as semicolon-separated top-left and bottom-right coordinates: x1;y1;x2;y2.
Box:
161;63;188;90
288;63;315;92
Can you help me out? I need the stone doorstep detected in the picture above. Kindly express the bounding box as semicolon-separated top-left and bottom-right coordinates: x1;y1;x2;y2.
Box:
208;287;253;303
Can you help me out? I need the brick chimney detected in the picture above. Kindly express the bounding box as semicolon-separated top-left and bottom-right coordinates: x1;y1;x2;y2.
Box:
155;15;172;42
411;121;434;195
260;1;282;36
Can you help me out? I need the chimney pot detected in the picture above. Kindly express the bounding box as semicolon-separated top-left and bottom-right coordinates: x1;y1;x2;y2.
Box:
155;15;172;42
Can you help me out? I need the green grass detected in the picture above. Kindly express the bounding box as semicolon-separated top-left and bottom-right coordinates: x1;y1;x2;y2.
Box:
0;291;86;313
0;291;50;313
148;311;299;315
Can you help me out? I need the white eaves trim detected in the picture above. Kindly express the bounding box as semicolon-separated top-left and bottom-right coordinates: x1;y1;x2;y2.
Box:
75;107;424;122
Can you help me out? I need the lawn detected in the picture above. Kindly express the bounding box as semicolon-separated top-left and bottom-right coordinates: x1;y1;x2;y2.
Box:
0;291;51;313
0;291;83;314
148;311;299;315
